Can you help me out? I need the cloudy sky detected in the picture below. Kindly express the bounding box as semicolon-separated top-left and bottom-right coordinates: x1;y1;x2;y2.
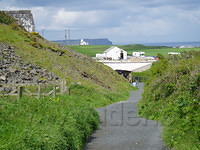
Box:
1;0;200;44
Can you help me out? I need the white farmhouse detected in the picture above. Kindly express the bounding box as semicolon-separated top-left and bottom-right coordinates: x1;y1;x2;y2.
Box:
132;52;145;57
96;46;127;60
80;39;89;45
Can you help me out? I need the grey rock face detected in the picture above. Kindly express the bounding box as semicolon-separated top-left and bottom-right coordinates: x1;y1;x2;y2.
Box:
0;43;60;86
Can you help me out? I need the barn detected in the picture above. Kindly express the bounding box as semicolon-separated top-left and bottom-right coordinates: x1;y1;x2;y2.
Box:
96;46;128;60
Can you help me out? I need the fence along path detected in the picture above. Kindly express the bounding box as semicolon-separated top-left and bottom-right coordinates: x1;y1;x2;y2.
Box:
0;80;68;100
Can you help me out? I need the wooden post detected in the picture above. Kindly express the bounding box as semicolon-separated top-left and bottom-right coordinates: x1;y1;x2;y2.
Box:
60;80;69;95
37;84;41;99
18;86;23;100
53;86;56;98
68;86;71;96
64;80;67;94
60;80;63;94
60;80;65;94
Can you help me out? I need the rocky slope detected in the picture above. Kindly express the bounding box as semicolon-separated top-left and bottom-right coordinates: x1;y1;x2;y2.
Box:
0;42;59;85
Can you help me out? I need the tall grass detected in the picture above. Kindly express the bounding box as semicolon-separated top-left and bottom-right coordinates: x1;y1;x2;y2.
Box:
0;95;99;150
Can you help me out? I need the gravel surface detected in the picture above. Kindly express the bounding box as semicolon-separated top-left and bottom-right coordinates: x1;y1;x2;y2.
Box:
85;83;169;150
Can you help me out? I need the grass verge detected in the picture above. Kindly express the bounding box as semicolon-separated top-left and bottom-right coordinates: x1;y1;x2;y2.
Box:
138;51;200;150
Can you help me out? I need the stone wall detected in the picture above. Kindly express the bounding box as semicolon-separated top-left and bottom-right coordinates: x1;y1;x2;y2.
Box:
4;10;35;32
0;43;59;85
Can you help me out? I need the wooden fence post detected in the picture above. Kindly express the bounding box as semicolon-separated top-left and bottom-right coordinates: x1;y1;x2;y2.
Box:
68;86;71;96
60;80;65;94
53;86;56;98
37;84;41;99
60;80;69;95
18;86;24;100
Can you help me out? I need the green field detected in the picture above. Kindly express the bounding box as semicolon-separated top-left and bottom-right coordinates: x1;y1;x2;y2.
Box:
68;45;110;57
69;45;200;57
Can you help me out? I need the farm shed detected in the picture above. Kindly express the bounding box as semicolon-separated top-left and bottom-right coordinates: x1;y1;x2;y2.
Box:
96;46;127;60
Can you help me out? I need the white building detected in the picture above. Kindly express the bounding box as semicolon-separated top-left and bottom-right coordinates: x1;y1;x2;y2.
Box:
96;46;128;60
132;52;145;57
179;45;194;48
80;39;89;45
168;52;181;55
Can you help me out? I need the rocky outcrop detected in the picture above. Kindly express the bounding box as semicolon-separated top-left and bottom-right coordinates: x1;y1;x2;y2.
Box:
4;10;35;32
0;43;59;85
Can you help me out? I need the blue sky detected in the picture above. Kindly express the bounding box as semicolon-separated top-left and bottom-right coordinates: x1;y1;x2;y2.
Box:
1;0;200;44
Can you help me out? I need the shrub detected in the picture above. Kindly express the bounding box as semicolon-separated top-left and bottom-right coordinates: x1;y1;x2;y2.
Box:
0;11;16;25
30;41;43;48
31;32;44;39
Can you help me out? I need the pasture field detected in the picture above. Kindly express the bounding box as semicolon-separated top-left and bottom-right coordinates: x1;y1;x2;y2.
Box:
69;45;200;57
68;45;110;57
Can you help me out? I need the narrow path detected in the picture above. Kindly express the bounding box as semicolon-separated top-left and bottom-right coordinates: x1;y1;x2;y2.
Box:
85;83;168;150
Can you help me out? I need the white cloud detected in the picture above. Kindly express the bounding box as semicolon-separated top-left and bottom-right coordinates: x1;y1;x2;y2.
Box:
98;18;174;43
1;0;200;43
0;0;16;9
30;7;108;30
52;9;104;29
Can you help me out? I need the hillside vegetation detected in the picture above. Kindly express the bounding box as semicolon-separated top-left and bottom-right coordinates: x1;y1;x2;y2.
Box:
0;11;16;25
138;51;200;150
0;12;131;149
0;13;130;104
68;45;200;57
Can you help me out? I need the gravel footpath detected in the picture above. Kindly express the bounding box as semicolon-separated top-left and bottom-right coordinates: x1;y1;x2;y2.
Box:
85;83;169;150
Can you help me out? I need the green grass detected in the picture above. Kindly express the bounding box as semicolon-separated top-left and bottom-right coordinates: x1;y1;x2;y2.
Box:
138;51;200;150
69;45;200;57
68;45;110;57
125;47;200;56
0;82;132;150
0;95;99;150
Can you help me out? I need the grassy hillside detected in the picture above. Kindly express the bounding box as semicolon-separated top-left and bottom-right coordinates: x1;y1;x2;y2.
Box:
0;13;132;149
0;24;131;101
68;45;200;57
138;52;200;150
